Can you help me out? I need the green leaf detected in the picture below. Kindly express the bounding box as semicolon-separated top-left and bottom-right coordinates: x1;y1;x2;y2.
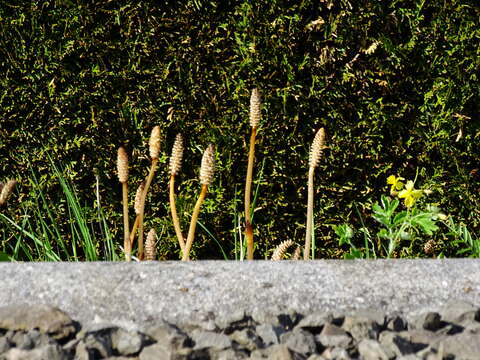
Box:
411;213;439;235
392;211;408;226
0;252;11;261
334;224;355;246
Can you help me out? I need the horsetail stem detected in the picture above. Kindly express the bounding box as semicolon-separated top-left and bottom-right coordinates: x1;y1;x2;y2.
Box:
245;88;261;260
304;128;325;260
117;147;131;261
129;181;145;249
0;179;17;207
138;126;161;260
182;145;215;261
169;134;186;255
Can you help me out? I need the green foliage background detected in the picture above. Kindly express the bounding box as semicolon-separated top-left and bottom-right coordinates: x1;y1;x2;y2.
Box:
1;0;479;259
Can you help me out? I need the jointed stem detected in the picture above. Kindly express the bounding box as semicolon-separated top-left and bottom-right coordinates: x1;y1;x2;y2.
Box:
122;182;131;261
170;174;186;255
245;127;257;260
129;215;139;248
304;167;315;260
182;184;208;261
137;158;158;260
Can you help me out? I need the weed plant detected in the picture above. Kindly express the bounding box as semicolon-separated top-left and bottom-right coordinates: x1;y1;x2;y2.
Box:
0;160;119;261
1;2;479;260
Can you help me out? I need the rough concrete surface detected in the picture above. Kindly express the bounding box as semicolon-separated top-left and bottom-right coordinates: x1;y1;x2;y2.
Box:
0;260;478;331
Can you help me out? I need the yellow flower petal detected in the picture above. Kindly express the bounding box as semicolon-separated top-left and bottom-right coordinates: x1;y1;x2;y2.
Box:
412;190;423;199
404;196;415;208
387;175;397;185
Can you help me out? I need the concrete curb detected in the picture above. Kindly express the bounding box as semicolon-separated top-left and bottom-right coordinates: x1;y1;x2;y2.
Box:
1;260;479;330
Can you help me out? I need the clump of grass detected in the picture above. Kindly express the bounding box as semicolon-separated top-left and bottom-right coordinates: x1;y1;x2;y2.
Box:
144;228;157;261
136;126;161;260
305;128;326;260
117;146;131;261
0;179;17;207
245;88;261;260
169;133;186;255
1;159;119;261
182;144;215;261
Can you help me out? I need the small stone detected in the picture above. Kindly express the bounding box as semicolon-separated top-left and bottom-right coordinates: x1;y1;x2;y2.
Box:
357;339;389;360
144;322;189;352
228;329;262;351
280;329;317;356
215;309;248;331
397;329;445;350
307;355;326;360
423;312;442;331
251;310;300;331
378;331;415;358
296;312;334;334
192;330;231;351
255;324;284;346
316;323;352;348
139;343;182;360
80;331;113;358
1;344;66;360
436;331;480;360
11;332;34;350
0;305;76;341
111;328;144;356
26;330;53;348
440;300;480;325
342;314;381;341
0;337;12;354
321;347;352;360
213;348;249;360
411;312;442;331
386;314;407;332
250;348;269;359
266;344;293;360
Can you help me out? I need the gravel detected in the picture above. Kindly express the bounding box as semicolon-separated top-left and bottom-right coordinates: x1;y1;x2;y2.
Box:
0;260;479;359
0;301;480;359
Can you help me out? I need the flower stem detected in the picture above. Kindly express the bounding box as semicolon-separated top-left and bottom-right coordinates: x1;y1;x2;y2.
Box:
137;158;158;260
304;167;315;260
245;127;257;260
183;184;208;261
122;182;131;261
170;174;186;256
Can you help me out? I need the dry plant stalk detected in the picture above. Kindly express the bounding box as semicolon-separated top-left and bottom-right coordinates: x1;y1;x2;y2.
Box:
129;181;145;249
182;145;215;261
137;126;161;260
169;133;186;254
245;88;261;260
0;179;17;207
145;228;157;261
304;128;325;260
271;240;295;261
117;147;131;261
292;246;302;260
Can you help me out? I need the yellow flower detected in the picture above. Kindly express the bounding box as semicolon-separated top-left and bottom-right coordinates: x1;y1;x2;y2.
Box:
398;180;423;208
387;175;404;196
